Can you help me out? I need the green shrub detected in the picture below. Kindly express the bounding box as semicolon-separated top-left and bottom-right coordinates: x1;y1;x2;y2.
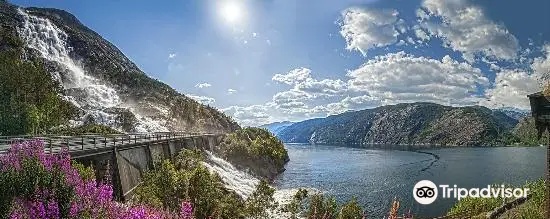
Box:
244;180;277;219
282;191;364;219
501;179;546;219
307;193;338;218
71;161;95;181
133;148;253;219
219;127;289;178
337;197;363;219
510;117;548;146
283;188;309;219
448;179;547;218
134;159;184;210
0;50;77;136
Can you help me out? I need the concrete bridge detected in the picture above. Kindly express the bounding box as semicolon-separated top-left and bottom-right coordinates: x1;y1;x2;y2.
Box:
0;132;225;201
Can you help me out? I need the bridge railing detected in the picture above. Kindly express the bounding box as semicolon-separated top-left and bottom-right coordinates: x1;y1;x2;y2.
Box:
0;132;218;154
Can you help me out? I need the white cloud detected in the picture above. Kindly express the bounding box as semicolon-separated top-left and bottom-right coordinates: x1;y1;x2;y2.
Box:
271;54;490;120
187;94;215;105
489;63;501;71
224;68;350;126
347;52;489;105
396;19;408;34
406;37;416;45
413;25;430;41
272;68;311;85
480;44;550;109
272;89;312;106
396;40;406;46
222;105;271;127
195;83;212;88
416;8;430;22
481;70;539;109
325;95;380;115
339;7;401;56
532;44;550;83
296;78;347;95
419;0;519;61
168;53;177;58
227;88;238;94
271;68;349;106
222;102;328;127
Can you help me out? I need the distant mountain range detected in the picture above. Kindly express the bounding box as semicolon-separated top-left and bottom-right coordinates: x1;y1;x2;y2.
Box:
259;121;294;135
494;107;530;121
275;102;536;146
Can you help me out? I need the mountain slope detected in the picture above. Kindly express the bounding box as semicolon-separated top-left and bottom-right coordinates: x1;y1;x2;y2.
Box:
511;117;548;145
258;121;294;135
494;107;529;121
277;103;519;146
0;2;239;134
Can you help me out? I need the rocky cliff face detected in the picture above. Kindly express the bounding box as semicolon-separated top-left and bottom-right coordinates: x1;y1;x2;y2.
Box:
277;103;519;146
0;2;239;134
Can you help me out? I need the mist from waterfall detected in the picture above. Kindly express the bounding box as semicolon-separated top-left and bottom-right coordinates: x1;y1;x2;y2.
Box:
202;151;315;218
202;151;260;199
16;8;167;132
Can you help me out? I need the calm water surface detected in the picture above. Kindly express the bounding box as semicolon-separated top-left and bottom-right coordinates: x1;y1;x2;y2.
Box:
273;144;546;218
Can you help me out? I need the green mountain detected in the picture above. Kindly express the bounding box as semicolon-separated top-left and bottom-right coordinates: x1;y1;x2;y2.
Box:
511;117;548;146
0;2;239;135
277;102;523;146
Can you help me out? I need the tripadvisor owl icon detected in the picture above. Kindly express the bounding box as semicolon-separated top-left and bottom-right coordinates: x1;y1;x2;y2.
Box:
413;180;438;205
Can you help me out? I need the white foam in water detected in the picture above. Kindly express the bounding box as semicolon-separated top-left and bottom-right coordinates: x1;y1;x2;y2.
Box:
132;109;169;133
202;151;260;199
16;8;168;132
202;151;317;219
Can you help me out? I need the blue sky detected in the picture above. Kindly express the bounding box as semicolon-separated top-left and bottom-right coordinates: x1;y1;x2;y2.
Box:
12;0;550;126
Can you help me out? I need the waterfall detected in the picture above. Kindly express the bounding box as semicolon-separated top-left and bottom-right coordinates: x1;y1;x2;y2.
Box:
202;151;260;199
16;8;168;132
17;8;120;108
202;151;316;219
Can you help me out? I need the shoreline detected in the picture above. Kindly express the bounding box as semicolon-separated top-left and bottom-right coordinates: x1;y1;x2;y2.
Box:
283;142;545;150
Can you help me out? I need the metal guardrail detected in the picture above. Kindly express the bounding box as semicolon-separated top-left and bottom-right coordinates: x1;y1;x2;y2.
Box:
0;132;218;154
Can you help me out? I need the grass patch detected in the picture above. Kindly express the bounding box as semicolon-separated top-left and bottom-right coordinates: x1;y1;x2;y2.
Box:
448;178;546;218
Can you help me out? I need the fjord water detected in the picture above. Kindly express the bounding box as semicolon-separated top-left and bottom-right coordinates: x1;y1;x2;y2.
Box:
274;144;546;218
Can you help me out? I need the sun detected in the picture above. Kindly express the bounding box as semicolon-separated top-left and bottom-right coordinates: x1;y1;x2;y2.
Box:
220;1;242;24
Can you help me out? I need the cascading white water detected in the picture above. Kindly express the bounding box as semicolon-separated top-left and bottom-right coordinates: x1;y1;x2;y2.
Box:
17;8;120;109
16;8;168;132
202;151;260;199
202;151;317;219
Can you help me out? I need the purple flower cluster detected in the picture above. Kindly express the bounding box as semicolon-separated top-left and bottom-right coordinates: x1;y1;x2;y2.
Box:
1;140;195;219
180;201;193;219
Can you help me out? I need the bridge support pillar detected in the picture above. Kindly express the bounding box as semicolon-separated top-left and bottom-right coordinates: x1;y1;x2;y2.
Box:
111;146;124;202
168;140;177;157
145;143;154;170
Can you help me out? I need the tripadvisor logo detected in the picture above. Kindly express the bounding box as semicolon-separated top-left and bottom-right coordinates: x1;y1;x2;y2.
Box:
413;180;438;205
413;180;530;205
